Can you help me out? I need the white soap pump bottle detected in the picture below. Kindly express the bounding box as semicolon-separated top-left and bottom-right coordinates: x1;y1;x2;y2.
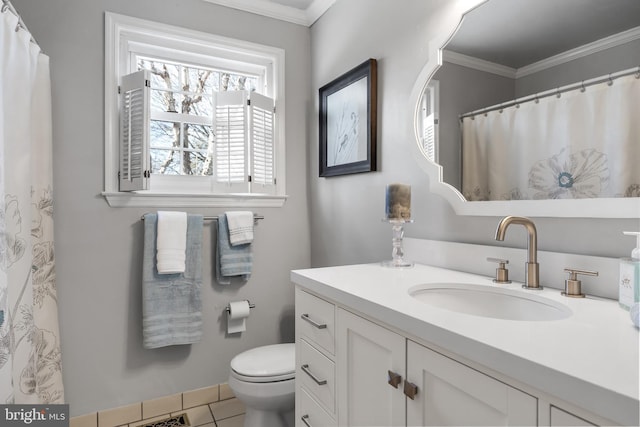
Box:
619;232;640;310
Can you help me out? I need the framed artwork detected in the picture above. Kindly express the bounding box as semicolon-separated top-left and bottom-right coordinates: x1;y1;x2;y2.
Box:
319;58;377;177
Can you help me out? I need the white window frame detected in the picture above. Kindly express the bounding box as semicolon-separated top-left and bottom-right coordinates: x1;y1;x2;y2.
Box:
103;12;286;208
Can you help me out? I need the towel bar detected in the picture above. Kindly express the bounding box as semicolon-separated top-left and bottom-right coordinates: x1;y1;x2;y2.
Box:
141;214;264;224
225;301;255;313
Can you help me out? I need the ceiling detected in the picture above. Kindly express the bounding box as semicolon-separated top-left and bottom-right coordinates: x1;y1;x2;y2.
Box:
204;0;640;63
203;0;335;26
446;0;640;69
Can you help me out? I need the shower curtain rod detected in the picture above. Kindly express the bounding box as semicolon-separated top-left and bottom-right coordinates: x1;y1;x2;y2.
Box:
459;65;640;120
1;0;38;46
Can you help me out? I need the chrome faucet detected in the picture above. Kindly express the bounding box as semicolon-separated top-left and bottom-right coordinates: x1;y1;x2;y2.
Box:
495;216;541;290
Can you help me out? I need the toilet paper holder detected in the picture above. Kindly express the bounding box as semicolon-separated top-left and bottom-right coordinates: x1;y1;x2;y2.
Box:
225;301;255;313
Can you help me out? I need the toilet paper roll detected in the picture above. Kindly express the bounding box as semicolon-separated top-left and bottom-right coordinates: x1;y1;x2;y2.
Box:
227;300;251;334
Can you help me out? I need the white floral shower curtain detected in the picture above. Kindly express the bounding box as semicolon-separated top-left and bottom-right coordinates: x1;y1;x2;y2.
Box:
461;73;640;201
0;7;64;403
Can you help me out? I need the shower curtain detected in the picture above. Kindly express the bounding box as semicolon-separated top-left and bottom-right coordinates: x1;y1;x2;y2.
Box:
0;7;64;403
461;73;640;201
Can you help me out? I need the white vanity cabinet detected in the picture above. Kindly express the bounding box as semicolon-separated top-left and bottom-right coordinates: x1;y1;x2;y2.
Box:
295;288;337;427
292;262;638;427
337;308;406;426
336;307;537;426
406;340;537;426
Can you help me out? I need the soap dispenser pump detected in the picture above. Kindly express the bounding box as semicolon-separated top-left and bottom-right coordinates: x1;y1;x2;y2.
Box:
619;232;640;310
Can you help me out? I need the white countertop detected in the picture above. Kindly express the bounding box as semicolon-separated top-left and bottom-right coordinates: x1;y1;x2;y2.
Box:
291;263;640;426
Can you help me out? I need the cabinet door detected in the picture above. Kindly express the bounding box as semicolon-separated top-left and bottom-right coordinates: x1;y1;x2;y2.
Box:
550;406;597;426
407;340;537;426
337;309;406;427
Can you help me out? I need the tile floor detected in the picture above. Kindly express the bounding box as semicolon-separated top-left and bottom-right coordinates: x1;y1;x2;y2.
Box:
70;383;245;427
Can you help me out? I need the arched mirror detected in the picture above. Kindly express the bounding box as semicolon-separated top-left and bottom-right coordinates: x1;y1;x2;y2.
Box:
412;0;640;218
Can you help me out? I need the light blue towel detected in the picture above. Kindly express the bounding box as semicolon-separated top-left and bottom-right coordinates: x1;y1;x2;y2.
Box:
216;214;253;285
142;213;204;349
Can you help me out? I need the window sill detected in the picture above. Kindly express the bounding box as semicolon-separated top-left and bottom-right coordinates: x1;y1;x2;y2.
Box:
102;192;287;208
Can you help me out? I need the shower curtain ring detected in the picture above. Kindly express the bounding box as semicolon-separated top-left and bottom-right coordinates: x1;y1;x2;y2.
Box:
534;94;539;104
1;3;9;13
635;66;640;79
580;81;586;92
607;74;613;86
556;88;561;98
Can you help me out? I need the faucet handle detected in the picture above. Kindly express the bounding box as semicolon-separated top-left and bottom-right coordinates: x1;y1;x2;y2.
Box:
487;257;511;284
562;268;598;298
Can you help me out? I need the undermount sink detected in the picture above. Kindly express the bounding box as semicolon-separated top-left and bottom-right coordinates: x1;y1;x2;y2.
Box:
409;283;572;321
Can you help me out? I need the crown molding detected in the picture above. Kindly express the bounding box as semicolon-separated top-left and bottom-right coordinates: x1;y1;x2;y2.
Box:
203;0;336;26
442;50;516;78
444;25;640;79
516;25;640;78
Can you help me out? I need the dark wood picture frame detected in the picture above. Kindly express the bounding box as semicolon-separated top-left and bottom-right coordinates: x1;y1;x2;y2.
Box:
319;58;377;177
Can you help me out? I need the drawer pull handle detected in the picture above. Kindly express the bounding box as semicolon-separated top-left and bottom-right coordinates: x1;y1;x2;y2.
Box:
388;370;402;389
301;414;312;427
301;313;327;329
301;364;327;385
404;380;418;400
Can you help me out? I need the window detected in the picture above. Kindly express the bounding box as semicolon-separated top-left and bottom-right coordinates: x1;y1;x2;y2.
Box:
104;13;286;207
419;80;439;163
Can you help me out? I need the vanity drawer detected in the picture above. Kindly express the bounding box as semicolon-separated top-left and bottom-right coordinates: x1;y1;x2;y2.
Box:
296;288;335;355
298;338;335;414
297;387;336;427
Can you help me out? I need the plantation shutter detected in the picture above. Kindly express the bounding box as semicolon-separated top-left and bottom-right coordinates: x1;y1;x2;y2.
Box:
249;92;276;194
422;82;439;163
119;70;150;191
214;90;249;192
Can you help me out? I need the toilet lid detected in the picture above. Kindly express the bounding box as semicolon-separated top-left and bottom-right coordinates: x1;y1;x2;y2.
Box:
231;343;295;381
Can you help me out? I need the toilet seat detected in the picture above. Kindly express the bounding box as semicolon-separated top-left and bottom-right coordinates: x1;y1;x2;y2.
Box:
230;343;295;383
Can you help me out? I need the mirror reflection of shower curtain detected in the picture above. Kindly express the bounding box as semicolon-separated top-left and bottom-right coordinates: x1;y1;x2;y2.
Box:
0;9;65;404
461;74;640;201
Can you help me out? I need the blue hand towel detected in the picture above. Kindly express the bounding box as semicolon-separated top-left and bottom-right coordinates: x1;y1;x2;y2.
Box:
216;214;253;285
142;213;204;349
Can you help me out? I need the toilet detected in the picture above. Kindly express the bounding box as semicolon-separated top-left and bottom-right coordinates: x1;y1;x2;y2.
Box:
228;343;295;427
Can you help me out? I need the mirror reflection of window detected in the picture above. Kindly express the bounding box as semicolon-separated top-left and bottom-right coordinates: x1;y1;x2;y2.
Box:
420;80;439;163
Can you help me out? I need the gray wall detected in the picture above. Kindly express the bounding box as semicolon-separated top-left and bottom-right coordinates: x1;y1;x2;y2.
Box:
13;0;311;417
309;0;640;270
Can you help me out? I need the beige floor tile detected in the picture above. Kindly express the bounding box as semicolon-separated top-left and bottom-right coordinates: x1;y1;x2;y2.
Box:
183;385;219;408
210;398;245;421
142;394;182;419
172;405;213;427
98;403;141;427
215;414;244;427
218;383;235;401
70;413;97;427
